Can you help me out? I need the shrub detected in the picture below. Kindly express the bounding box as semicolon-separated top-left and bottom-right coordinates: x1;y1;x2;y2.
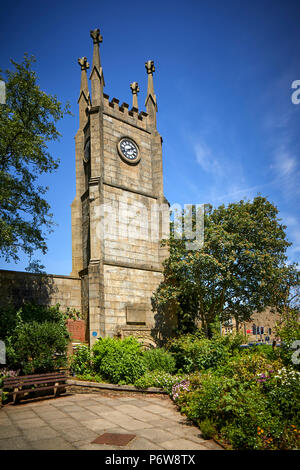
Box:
7;320;69;374
134;372;155;390
0;303;68;340
215;350;283;382
92;336;146;385
76;372;104;383
172;359;300;450
275;310;300;370
172;379;190;399
69;345;92;376
0;369;18;406
266;367;300;420
198;419;216;440
134;370;186;394
175;372;227;422
142;348;176;373
217;332;248;352
167;334;229;373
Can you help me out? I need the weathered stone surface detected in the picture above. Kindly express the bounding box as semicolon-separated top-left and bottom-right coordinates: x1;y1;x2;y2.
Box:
0;392;222;450
70;29;169;347
0;270;81;313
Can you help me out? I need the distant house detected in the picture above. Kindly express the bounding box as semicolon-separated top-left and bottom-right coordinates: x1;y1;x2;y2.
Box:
222;307;282;343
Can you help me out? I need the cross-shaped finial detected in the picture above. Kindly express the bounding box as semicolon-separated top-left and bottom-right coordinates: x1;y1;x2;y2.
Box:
130;82;140;95
78;57;90;71
145;60;155;74
90;28;103;44
130;82;140;109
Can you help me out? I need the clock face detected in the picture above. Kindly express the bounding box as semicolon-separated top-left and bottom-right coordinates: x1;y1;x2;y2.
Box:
118;138;140;164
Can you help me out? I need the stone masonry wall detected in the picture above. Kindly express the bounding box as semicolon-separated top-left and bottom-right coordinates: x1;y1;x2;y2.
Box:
102;111;153;195
0;269;82;313
103;185;162;270
103;264;163;337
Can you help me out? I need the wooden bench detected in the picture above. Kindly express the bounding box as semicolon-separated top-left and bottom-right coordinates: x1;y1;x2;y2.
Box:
2;371;68;404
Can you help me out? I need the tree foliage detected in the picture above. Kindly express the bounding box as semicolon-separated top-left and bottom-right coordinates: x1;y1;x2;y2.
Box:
1;304;70;374
152;196;299;337
0;54;71;266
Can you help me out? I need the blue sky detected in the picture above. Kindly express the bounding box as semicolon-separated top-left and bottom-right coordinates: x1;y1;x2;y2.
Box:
1;0;300;274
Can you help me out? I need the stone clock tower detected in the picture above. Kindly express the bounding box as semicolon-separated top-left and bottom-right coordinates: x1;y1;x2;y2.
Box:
71;28;169;346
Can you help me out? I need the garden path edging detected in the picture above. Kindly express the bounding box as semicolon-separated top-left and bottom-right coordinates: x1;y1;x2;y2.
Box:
67;378;168;394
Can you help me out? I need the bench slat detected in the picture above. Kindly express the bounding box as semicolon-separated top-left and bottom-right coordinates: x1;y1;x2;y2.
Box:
3;372;65;383
3;373;66;386
7;384;67;397
3;374;66;383
2;371;69;404
3;377;67;389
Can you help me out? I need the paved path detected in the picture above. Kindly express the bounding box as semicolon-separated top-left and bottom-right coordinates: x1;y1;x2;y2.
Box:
0;391;222;450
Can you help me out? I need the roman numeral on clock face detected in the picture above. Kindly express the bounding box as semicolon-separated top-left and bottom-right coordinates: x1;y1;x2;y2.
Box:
119;138;139;161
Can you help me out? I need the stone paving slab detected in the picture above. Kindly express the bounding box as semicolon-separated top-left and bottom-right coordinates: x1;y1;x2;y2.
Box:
0;392;223;450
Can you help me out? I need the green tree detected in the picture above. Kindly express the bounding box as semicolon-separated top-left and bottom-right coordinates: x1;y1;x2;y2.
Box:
6;318;69;374
152;196;299;337
0;54;71;268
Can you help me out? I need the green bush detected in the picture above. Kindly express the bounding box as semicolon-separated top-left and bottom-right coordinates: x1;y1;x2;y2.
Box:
0;303;67;340
92;336;146;384
142;348;176;373
198;419;216;440
176;372;227;422
266;367;300;420
69;345;92;376
217;332;248;352
7;320;69;374
275;310;300;370
134;372;156;390
173;358;300;450
76;372;104;383
215;350;283;382
167;334;229;373
0;303;73;375
134;370;186;394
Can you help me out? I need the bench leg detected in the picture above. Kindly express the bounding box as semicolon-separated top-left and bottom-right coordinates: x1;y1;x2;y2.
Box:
13;388;20;405
54;382;59;397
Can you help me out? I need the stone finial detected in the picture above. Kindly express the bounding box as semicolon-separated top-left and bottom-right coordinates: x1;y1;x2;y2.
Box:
130;82;140;110
78;57;90;71
145;60;157;123
145;60;155;75
130;82;140;94
78;57;90;101
90;28;103;71
90;28;103;44
145;60;156;103
89;27;104;105
77;57;90;125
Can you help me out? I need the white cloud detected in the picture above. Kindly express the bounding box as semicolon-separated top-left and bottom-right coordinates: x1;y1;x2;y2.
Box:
279;212;300;263
194;141;222;175
259;72;300;200
192;138;270;205
271;143;300;199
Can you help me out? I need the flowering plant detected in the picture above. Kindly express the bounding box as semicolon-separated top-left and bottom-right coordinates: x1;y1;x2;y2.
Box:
172;379;191;400
273;367;300;385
